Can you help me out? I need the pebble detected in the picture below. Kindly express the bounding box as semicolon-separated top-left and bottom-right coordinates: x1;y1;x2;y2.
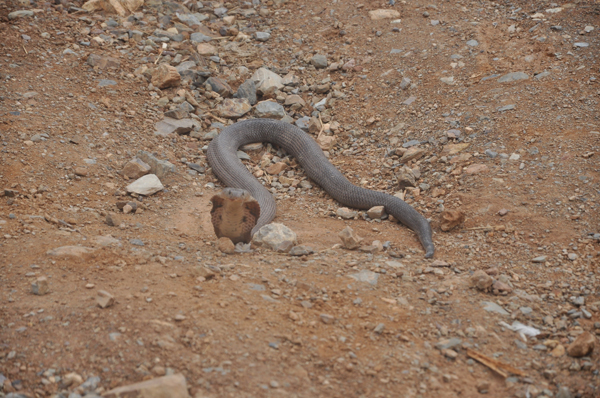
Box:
531;256;547;263
217;237;235;254
252;68;283;96
235;79;257;105
289;245;314;256
466;39;479;47
122;158;151;179
8;10;34;19
348;269;379;286
216;98;252;118
31;276;49;295
254;101;286;119
252;223;297;253
566;332;596;357
151;64;181;89
470;270;493;291
336;207;357;219
126;174;164;196
482;301;509;315
498;72;529;83
105;212;121;227
97;290;115;308
368;9;400;20
366;206;385;219
254;32;271;42
103;374;189;398
310;54;328;69
338;226;362;250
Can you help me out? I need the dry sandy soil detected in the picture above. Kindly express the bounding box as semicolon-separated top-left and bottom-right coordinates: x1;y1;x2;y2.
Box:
0;0;599;397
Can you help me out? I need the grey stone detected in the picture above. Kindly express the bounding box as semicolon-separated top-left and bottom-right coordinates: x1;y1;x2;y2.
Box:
137;151;176;179
32;276;49;295
399;77;411;90
81;376;101;393
348;269;379;286
484;149;498;158
435;338;462;350
254;32;271;42
126;174;164;196
574;42;589;48
252;223;297;253
396;166;417;188
289;245;314;256
252;67;283;96
206;77;233;97
336;207;357;219
466;39;479;47
155;118;196;136
98;79;117;87
556;387;572;398
482;301;509;315
8;10;34;19
97;290;115;308
310;54;328;69
498;72;529;83
497;104;516;112
176;12;204;27
534;71;550;80
190;32;212;43
175;61;197;73
235;79;257;105
254;101;286;119
295;116;311;130
532;256;547;263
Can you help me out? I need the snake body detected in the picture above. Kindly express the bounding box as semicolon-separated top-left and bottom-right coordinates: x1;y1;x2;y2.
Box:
207;119;435;258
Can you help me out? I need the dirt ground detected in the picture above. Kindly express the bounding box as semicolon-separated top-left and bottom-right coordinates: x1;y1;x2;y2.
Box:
0;0;599;397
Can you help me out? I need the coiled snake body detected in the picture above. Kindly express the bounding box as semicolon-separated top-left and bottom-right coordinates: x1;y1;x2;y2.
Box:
207;119;435;258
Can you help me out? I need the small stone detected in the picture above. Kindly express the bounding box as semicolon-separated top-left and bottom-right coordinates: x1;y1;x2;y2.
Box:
122;158;151;179
476;380;490;393
466;39;479;47
32;276;49;295
236;79;257;105
556;387;572;398
498;72;529;83
74;167;88;177
151;64;181;89
254;101;286;119
190;32;212;43
465;164;489;174
337;207;357;219
155;118;196;136
266;162;287;175
196;43;217;55
216;98;252;118
567;253;578;261
471;270;493;291
289;245;314;256
348;269;379;286
368;9;400;20
550;344;565;357
254;31;271;41
320;313;335;324
367;206;385;219
532;256;547;263
339;226;362;250
97;290;115;308
8;10;34;19
440;210;465;232
435;338;462;350
400;146;427;162
106;212;121;227
252;223;297;253
252;68;283;96
206;77;234;98
217;237;235;254
310;54;328;69
103;374;190;398
87;53;120;69
566;332;596;358
46;246;96;258
482;301;509;315
126;174;164;196
396;166;417;188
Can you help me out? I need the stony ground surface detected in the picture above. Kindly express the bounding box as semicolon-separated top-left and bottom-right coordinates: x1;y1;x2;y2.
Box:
0;0;599;397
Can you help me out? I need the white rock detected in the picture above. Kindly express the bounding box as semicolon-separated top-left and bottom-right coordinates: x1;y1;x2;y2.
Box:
126;174;164;196
252;223;297;253
251;67;283;95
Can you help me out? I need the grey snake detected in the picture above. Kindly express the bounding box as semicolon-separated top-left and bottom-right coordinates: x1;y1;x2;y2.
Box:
207;119;435;258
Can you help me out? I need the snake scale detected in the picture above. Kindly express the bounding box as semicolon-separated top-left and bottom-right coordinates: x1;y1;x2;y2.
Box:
207;118;435;258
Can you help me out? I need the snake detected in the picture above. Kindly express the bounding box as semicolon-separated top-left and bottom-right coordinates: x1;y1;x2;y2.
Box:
206;118;435;258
